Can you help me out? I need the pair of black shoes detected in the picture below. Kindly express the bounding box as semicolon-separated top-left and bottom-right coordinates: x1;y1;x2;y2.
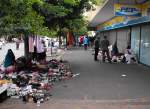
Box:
102;60;112;63
94;59;99;61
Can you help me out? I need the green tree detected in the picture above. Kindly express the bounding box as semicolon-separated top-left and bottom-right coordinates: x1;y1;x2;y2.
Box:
0;0;50;56
0;0;99;55
0;0;42;34
36;0;98;41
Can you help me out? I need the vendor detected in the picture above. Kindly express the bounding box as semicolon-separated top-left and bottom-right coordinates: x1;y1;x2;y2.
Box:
37;40;46;64
124;45;136;64
3;49;16;73
111;42;119;57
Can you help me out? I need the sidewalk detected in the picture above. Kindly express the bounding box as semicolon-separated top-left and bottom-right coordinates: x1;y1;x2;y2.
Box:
1;48;150;109
50;48;150;108
51;49;150;100
46;48;66;60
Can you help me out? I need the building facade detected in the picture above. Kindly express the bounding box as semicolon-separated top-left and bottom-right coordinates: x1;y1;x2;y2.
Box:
91;0;150;66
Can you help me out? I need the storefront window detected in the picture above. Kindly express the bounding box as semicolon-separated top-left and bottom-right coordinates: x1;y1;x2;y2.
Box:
147;8;150;16
140;25;150;65
131;26;140;60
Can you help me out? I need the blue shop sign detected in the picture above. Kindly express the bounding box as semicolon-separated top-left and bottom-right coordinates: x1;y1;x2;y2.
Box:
114;4;141;16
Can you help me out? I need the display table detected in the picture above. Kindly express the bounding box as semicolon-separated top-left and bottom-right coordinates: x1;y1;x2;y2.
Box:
0;84;8;94
0;83;9;102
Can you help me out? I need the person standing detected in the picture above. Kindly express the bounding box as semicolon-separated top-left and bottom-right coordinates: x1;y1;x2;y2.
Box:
79;35;83;47
83;36;88;50
16;38;20;50
100;36;111;63
94;37;100;61
38;40;46;63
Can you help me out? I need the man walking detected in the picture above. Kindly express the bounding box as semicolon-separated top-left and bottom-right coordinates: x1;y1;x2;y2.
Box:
83;36;89;50
94;37;100;61
100;36;111;63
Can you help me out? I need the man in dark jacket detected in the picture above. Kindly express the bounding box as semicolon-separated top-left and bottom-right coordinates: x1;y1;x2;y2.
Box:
100;36;111;63
94;37;100;61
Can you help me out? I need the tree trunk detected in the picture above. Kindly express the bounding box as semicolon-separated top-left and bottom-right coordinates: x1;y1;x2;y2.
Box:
59;35;61;48
23;32;29;58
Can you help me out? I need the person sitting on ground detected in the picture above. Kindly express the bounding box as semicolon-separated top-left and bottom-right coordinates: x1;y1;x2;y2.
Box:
111;42;119;56
111;42;119;62
3;49;16;73
124;45;136;64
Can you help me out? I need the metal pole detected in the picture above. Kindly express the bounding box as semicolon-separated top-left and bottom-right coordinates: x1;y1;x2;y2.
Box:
50;39;53;56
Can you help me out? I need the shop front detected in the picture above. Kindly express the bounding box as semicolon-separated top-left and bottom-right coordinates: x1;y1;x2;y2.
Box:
131;24;150;66
140;24;150;65
116;28;131;53
92;0;150;65
131;26;140;60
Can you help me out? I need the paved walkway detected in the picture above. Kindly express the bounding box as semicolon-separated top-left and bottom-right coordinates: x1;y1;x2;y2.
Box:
52;49;150;100
1;48;150;109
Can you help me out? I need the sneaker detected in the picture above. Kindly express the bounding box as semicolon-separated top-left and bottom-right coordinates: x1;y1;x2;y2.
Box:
109;60;112;63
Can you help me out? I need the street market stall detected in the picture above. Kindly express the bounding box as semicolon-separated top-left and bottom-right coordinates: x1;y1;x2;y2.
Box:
0;57;73;103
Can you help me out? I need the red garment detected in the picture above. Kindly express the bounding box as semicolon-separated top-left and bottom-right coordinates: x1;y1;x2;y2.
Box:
67;32;73;46
29;37;34;53
80;36;84;43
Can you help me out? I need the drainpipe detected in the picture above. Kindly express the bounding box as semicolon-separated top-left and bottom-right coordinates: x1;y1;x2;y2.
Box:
139;25;142;63
129;26;132;46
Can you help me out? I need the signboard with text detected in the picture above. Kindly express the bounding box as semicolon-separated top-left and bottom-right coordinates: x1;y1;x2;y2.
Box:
114;4;141;16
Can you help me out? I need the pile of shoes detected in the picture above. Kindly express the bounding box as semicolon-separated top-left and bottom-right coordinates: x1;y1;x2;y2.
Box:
0;58;73;104
47;60;72;83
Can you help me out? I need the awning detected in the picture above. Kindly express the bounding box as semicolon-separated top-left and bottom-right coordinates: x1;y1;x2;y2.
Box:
89;0;147;27
88;0;114;27
97;16;150;32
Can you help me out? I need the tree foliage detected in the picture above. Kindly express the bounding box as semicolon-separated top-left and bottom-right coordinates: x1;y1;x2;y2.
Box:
39;0;99;35
0;0;43;35
0;0;102;36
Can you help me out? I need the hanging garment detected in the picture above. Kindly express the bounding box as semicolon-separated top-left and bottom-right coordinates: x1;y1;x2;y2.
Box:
29;37;34;53
67;32;73;46
36;36;44;53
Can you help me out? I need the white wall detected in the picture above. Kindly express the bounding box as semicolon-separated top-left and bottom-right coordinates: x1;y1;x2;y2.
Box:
108;30;117;46
100;28;131;53
117;28;130;53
